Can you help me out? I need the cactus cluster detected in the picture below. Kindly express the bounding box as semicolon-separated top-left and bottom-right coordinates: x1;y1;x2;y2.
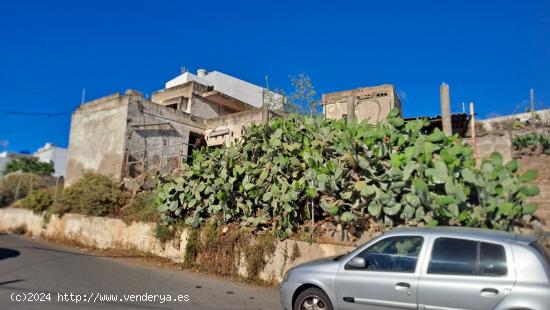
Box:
156;109;539;238
512;132;550;155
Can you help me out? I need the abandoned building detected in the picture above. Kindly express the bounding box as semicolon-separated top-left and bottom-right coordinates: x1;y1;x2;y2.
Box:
65;69;282;186
65;69;402;186
321;84;402;123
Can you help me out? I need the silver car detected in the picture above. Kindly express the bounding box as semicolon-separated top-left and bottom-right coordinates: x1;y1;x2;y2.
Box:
280;227;550;310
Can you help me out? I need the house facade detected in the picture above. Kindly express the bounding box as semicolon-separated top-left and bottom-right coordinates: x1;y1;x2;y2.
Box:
321;84;401;123
65;69;281;186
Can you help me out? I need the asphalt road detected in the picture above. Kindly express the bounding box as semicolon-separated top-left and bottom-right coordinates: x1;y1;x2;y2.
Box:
0;233;281;309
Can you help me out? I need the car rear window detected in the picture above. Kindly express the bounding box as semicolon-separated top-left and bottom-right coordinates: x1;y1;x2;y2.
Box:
480;242;507;276
428;237;507;276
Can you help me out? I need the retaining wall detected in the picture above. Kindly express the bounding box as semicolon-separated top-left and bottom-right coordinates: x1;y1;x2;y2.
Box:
0;208;354;282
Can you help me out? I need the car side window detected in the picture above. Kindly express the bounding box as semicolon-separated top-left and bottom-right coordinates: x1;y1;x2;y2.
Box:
428;238;507;276
350;236;424;273
428;238;477;275
480;242;507;276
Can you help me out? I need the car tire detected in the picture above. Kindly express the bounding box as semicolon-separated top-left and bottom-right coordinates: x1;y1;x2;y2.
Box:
293;287;333;310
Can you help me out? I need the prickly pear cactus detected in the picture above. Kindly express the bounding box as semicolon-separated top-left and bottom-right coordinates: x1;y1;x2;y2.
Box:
156;109;539;238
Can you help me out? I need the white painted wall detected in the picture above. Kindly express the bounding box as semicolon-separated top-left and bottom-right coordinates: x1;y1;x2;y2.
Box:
165;70;283;108
34;143;68;177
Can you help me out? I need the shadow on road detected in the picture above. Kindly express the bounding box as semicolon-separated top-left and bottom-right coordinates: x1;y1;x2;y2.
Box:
0;279;24;286
0;248;20;260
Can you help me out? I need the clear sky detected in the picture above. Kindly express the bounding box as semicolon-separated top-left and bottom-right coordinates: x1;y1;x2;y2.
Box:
0;0;548;153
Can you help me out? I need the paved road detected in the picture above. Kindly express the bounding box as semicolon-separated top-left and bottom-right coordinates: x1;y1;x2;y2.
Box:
0;233;281;309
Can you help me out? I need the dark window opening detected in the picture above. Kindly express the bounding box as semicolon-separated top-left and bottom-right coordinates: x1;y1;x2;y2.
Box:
166;103;178;110
187;131;205;164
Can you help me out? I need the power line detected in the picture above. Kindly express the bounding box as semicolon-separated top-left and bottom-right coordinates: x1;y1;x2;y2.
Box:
0;78;79;114
0;110;70;116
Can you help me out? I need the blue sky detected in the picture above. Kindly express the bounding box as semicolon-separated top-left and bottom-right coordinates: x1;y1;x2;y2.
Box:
0;0;548;152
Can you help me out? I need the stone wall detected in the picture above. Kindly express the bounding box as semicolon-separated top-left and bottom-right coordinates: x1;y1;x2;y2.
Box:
517;154;550;231
0;208;354;283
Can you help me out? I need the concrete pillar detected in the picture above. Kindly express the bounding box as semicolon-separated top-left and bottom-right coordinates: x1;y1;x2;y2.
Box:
440;83;452;136
347;97;355;122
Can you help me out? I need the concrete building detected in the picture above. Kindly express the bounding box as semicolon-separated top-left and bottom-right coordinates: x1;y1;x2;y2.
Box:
0;151;17;174
33;143;67;177
65;69;281;186
321;84;401;123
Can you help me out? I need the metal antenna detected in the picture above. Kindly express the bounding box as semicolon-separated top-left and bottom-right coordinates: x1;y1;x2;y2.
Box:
81;88;86;105
530;89;535;113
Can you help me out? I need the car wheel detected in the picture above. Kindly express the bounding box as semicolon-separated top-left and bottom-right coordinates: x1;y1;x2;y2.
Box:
294;287;333;310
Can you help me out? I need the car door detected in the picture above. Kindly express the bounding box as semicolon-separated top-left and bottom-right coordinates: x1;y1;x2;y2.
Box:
417;237;514;310
335;235;427;310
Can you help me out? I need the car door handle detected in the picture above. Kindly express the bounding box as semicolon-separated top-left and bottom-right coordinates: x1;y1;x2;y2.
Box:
480;288;499;297
395;282;411;291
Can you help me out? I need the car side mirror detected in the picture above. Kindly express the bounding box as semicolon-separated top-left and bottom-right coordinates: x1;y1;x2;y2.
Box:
347;256;366;269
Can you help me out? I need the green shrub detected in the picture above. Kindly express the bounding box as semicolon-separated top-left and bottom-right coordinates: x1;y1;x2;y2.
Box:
120;191;160;223
3;157;54;175
156;110;540;238
54;172;124;217
154;223;177;244
20;188;54;213
0;173;52;207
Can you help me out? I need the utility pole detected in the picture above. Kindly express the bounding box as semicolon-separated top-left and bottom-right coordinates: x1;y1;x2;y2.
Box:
440;83;453;136
470;102;477;160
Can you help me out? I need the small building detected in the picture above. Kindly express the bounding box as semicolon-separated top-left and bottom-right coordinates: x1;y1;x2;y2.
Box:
0;151;19;174
65;69;281;186
321;84;402;123
33;143;67;177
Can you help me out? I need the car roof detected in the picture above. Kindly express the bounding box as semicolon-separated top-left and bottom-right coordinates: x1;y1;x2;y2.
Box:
383;226;538;245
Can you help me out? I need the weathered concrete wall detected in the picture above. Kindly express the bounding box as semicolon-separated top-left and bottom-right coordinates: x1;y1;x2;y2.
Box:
65;93;129;186
189;95;236;120
66;90;210;183
0;208;353;283
478;109;550;132
124;97;206;173
464;132;513;164
321;84;401;123
151;82;202;113
204;108;271;146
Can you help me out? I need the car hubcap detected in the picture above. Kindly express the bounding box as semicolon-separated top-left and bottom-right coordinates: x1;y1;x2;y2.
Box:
300;295;326;310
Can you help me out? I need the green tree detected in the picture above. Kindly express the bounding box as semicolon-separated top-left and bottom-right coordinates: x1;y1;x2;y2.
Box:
289;74;319;116
3;157;54;176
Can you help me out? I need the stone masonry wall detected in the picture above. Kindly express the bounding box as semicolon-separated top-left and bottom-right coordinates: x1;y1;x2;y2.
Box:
517;154;550;231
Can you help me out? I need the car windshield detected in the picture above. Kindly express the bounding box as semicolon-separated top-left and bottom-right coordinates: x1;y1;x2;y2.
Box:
530;238;550;264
